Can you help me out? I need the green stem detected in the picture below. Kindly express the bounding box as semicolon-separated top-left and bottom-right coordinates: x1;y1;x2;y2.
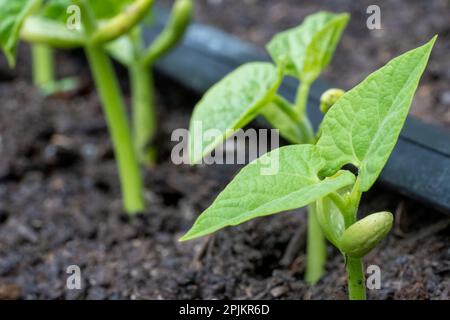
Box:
302;107;327;284
294;81;311;117
298;116;314;144
293;82;327;284
22;17;85;48
85;44;144;214
141;0;193;66
91;0;155;45
328;192;348;217
272;94;315;145
341;177;365;299
342;177;363;228
131;60;157;165
76;0;144;214
31;44;55;88
346;257;366;300
305;203;327;284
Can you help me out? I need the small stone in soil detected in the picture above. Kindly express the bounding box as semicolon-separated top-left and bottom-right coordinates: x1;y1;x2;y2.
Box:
0;283;22;299
439;91;450;105
270;285;288;298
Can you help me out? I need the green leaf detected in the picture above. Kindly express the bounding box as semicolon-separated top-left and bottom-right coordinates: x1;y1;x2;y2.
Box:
180;145;355;241
106;35;134;66
189;62;282;164
0;0;43;66
317;37;436;192
267;11;349;83
37;0;129;26
40;0;71;21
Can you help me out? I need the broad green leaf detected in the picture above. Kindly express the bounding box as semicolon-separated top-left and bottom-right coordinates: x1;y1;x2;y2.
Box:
0;0;43;66
180;145;355;241
189;62;282;164
267;11;349;83
317;37;436;192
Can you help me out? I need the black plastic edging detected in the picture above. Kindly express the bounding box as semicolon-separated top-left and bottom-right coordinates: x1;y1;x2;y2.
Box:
145;7;450;214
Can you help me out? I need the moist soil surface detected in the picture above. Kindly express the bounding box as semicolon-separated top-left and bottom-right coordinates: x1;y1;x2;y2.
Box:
164;0;450;129
0;44;449;299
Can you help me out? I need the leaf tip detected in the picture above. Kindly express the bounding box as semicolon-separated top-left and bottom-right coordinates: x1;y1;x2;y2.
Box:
338;12;351;23
429;34;438;46
421;35;437;54
178;231;196;242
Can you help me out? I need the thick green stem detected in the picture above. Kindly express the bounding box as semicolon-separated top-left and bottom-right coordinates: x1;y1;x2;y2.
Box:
131;60;157;165
22;17;85;48
272;79;327;285
294;81;311;116
346;257;366;300
305;203;327;284
31;44;54;88
91;0;155;45
141;0;192;66
298;116;314;144
302;109;326;284
85;44;144;214
341;177;366;299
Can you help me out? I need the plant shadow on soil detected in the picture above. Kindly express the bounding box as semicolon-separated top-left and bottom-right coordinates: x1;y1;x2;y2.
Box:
0;45;448;300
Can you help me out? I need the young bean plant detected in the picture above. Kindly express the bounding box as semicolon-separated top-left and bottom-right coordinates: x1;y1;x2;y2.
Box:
182;12;436;298
106;0;193;165
187;12;351;284
0;0;163;215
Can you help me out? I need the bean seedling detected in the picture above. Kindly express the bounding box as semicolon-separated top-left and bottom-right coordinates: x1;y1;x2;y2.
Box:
182;11;436;298
187;12;350;284
106;0;193;165
0;0;162;214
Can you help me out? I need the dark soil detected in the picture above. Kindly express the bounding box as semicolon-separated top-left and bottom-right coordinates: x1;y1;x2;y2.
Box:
0;43;449;299
163;0;450;129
